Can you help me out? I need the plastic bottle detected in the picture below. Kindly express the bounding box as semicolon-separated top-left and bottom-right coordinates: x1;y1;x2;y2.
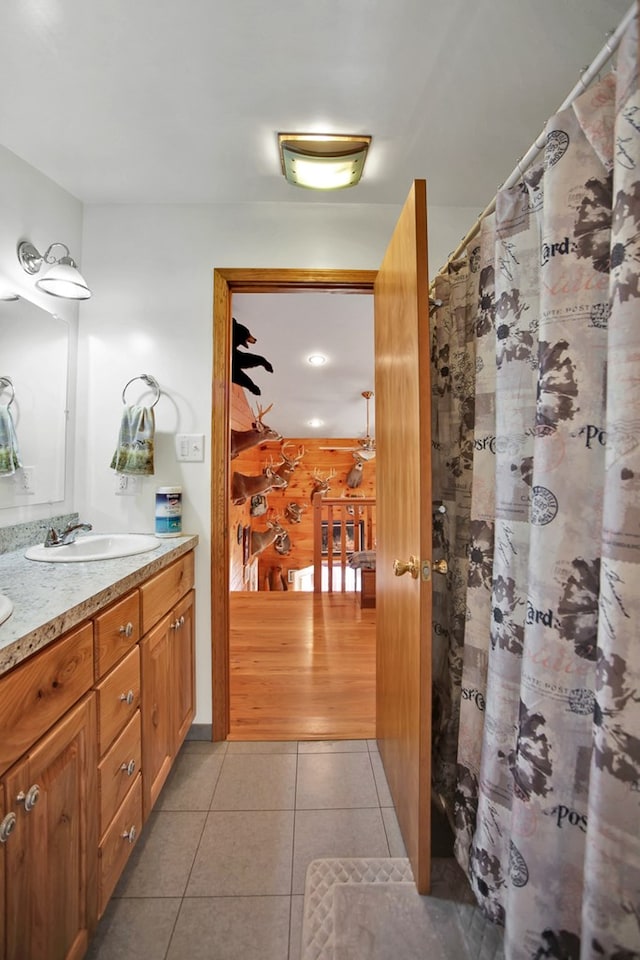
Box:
155;486;182;537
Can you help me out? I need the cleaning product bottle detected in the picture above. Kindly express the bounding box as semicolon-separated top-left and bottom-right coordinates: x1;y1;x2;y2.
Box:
155;486;182;537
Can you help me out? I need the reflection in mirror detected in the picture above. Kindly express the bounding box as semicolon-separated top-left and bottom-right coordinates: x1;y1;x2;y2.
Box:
0;297;69;508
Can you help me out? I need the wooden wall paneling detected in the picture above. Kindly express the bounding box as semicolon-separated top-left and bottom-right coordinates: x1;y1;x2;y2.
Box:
230;437;376;588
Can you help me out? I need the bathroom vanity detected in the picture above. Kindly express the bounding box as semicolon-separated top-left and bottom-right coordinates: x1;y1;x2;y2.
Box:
0;531;198;960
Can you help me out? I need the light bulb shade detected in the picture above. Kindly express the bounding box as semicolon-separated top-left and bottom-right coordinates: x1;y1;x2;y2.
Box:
278;134;371;190
17;240;91;300
35;260;92;300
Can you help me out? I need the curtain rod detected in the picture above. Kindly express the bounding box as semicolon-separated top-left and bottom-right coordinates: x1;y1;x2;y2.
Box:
431;1;637;286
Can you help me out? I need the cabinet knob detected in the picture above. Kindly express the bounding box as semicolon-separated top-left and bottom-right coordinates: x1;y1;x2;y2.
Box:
119;690;135;705
16;784;40;812
121;825;137;844
119;622;134;638
120;759;136;777
170;615;185;630
0;812;16;843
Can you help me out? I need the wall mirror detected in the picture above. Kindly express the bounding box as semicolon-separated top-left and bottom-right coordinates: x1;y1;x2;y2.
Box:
0;296;69;508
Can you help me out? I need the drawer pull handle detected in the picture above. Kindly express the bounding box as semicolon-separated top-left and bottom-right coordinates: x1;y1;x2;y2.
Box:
119;622;134;638
120;759;136;777
171;615;185;630
119;690;135;705
0;812;16;842
122;825;137;844
16;784;40;812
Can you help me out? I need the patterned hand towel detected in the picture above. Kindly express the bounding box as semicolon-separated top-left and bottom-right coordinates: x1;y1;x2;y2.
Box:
110;404;155;475
0;405;22;476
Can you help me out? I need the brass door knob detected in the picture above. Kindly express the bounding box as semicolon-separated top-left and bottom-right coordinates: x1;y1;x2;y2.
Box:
433;559;448;575
393;556;419;579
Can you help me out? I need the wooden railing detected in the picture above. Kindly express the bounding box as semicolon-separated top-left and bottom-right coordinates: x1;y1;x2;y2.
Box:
312;493;376;594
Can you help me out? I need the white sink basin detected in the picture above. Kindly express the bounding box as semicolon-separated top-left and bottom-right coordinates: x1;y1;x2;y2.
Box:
0;594;13;625
25;533;160;563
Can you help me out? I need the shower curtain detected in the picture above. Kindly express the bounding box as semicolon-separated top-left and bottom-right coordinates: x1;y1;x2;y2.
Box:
431;11;640;958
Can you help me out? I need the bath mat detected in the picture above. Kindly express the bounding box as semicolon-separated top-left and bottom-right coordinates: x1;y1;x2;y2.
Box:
300;857;504;960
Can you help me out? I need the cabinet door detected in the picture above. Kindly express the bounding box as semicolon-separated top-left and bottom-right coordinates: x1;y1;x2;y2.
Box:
140;613;173;821
172;590;195;752
4;695;97;960
0;784;5;960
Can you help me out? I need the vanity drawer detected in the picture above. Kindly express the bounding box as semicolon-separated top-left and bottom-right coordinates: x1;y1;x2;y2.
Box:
98;710;142;834
95;645;140;754
140;551;194;633
98;773;142;916
94;590;140;680
0;622;94;776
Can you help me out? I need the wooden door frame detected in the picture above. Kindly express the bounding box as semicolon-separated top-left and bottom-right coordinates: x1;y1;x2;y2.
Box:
211;268;377;741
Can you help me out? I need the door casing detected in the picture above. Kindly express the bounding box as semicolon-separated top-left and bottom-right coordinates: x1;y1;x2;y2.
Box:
211;268;377;741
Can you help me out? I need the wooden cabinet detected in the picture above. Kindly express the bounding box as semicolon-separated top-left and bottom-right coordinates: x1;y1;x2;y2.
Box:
361;569;376;609
2;695;97;960
140;586;195;820
0;546;196;955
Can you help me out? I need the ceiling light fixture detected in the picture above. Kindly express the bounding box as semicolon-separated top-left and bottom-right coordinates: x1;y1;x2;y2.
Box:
278;133;371;190
307;354;327;366
17;240;91;300
308;418;324;428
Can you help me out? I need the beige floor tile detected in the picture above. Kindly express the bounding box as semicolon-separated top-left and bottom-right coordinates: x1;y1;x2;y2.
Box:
182;739;228;755
289;894;305;960
292;808;389;893
227;740;298;754
296;752;379;809
211;753;297;810
156;748;225;811
381;806;408;858
85;898;181;960
166;896;291;960
297;739;369;753
114;811;207;898
186;809;294;896
369;750;394;806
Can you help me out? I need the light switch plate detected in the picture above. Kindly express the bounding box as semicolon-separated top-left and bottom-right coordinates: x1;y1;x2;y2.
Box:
176;433;205;462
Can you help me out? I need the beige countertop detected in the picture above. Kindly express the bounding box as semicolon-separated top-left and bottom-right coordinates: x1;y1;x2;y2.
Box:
0;534;199;676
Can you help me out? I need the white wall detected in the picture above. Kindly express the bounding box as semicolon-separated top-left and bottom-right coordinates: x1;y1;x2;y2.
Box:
0;144;83;526
78;198;477;725
0;150;476;725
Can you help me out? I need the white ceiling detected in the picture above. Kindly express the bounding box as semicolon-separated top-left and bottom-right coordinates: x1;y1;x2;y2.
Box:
0;1;630;207
0;1;632;439
233;292;374;439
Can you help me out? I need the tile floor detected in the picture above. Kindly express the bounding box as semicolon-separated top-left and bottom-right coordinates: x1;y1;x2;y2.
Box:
85;738;460;960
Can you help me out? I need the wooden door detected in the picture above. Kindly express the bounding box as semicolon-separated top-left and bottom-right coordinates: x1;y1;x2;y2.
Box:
4;695;97;960
374;180;432;893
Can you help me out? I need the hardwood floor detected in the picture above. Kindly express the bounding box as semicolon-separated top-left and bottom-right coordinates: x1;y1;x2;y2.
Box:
229;592;376;740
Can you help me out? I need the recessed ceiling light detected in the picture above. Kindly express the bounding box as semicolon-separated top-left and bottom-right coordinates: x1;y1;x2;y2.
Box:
307;354;327;366
308;418;324;428
279;134;371;190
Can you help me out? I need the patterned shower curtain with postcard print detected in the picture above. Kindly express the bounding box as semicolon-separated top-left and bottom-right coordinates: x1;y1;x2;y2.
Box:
431;12;640;958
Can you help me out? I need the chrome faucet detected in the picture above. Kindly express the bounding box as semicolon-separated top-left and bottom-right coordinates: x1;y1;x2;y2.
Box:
44;522;93;548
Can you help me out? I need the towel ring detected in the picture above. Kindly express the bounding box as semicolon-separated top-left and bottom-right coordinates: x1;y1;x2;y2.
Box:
0;376;14;409
121;374;161;408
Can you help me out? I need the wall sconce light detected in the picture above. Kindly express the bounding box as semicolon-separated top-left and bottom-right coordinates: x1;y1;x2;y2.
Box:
278;134;371;190
17;241;91;300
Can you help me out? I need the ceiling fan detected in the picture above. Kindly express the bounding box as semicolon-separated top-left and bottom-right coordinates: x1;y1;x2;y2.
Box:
321;390;376;460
